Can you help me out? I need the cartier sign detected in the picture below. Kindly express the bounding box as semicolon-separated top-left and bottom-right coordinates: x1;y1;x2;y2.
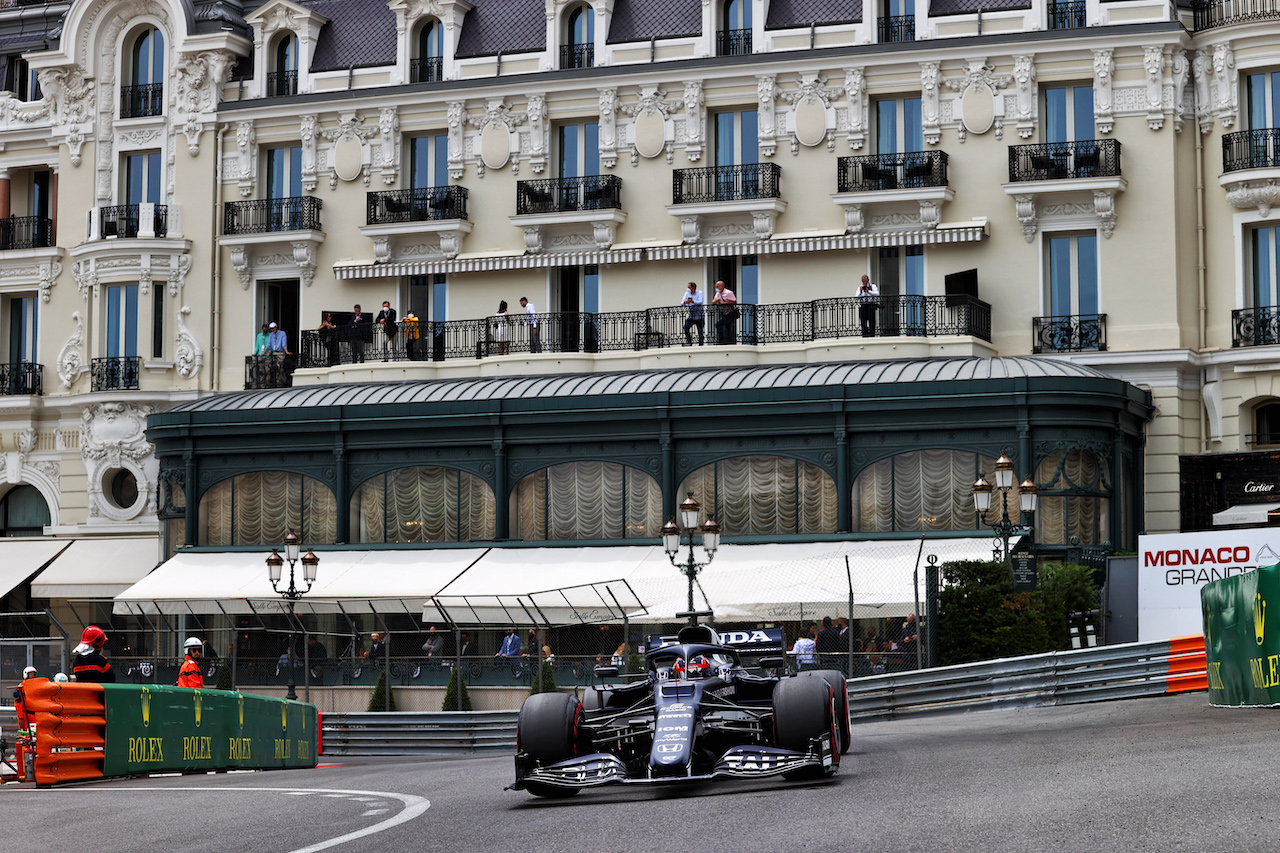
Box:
1244;481;1277;494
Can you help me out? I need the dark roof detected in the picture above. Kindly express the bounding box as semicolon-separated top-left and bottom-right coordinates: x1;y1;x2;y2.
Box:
930;0;1030;14
455;0;545;58
192;0;250;36
305;0;397;70
766;0;862;28
607;0;702;43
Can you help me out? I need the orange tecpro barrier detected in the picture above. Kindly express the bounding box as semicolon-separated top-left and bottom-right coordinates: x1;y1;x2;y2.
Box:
1165;635;1209;694
20;678;107;785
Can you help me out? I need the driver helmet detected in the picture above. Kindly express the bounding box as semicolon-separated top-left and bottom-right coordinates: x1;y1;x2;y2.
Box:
184;637;204;653
22;666;37;679
671;657;686;678
687;655;712;678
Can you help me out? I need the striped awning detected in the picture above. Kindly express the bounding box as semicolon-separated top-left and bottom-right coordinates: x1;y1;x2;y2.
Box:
334;248;644;279
645;224;989;260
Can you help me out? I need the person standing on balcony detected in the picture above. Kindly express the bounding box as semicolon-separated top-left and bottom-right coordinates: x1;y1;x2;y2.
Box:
520;297;541;353
376;301;398;357
266;322;290;355
712;280;737;345
858;274;880;337
493;301;511;355
682;282;705;346
349;304;371;363
403;310;420;361
254;323;270;356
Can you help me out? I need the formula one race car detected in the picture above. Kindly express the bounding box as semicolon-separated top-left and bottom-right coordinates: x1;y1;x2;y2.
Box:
511;624;850;797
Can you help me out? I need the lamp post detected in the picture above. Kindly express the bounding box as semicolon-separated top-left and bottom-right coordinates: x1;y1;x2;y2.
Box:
971;454;1038;565
663;492;721;626
266;532;319;701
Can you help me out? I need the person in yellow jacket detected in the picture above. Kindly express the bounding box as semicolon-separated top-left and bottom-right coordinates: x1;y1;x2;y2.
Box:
178;637;204;688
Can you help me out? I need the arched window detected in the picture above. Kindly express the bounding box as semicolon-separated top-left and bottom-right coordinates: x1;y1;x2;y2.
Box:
351;467;495;543
1035;449;1110;545
270;35;299;97
852;450;1011;533
1254;400;1280;446
413;19;444;83
0;485;50;536
561;4;594;70
717;0;752;56
513;462;661;540
122;27;165;118
198;472;336;545
679;456;836;536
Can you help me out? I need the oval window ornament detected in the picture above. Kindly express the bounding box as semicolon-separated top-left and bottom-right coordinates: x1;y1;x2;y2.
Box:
793;99;827;147
634;111;666;159
333;136;363;181
481;123;511;170
961;83;996;136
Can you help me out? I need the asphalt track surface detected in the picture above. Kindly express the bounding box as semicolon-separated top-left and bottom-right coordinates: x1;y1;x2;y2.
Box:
6;692;1279;853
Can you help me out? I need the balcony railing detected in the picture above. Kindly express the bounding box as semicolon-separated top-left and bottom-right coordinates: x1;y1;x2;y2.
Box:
559;43;594;69
1048;0;1087;28
716;28;752;56
100;204;168;239
1192;0;1280;29
1031;314;1107;353
1008;140;1121;182
1232;306;1280;347
92;356;141;392
1222;128;1280;173
837;151;949;192
297;294;992;368
0;216;52;250
878;14;915;42
1246;432;1280;447
410;56;443;83
516;175;622;214
673;163;782;204
245;354;297;390
224;197;323;235
266;70;298;97
0;362;42;396
367;186;469;224
120;83;164;118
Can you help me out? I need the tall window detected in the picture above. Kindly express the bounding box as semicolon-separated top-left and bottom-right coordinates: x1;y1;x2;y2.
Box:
718;0;752;55
512;462;662;540
679;456;837;536
199;472;337;546
1250;224;1280;308
8;57;40;102
878;246;925;334
1035;449;1110;545
123;28;164;117
5;295;36;364
414;20;444;83
0;485;49;536
1245;72;1280;130
562;4;594;69
1046;233;1098;318
1254;401;1280;446
876;98;923;154
853;450;1014;533
124;152;162;205
30;171;49;219
1044;85;1094;143
558;122;600;178
880;0;915;42
104;284;139;358
266;146;303;199
271;35;299;96
409;135;449;188
352;467;495;543
714;110;760;201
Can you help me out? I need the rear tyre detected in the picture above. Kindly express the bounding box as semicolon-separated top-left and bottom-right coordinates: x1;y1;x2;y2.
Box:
773;676;838;780
801;670;850;755
517;692;584;798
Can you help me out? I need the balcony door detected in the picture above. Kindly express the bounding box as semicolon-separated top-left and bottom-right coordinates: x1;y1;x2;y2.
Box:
266;146;303;229
259;279;300;357
1046;233;1098;318
105;284;139;359
124;152;162;205
410;135;448;189
1044;85;1094;143
876;98;923;154
877;246;924;335
557;122;599;209
1245;72;1280;167
5;294;36;364
407;274;447;360
1250;225;1280;310
713;110;759;199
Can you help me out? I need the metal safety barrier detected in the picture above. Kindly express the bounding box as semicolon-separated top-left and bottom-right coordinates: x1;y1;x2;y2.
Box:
320;711;518;756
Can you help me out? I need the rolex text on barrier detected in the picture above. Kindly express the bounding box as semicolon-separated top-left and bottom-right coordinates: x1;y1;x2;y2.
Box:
1201;561;1280;707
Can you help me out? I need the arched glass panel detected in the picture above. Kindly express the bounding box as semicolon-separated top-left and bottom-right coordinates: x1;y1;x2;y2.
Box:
851;450;1018;533
131;28;165;85
276;35;299;72
1035;449;1110;545
512;462;661;540
1256;400;1280;446
199;472;336;546
678;456;836;536
418;20;443;57
568;5;594;45
351;466;495;543
723;0;752;30
0;484;50;536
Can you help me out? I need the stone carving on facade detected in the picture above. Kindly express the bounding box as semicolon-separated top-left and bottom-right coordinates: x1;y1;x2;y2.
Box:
679;215;701;243
1093;49;1115;135
32;461;60;493
292;241;317;286
299;114;318;191
230;246;251;288
598;88;618;168
57;311;84;388
321;112;377;187
1012;55;1037;139
139;269;151;297
169;253;191;297
236;121;257;196
844;68;867;150
71;261;96;302
447;102;466;179
1144;47;1165;131
1192;50;1213;133
526;95;547;173
171;50;235;155
379;108;400;184
523;226;543;253
1170;49;1189;133
682;81;704;162
780;73;843;153
920;62;941;145
175;306;203;378
1213;42;1237;129
81;402;157;522
757;76;777;157
1093;190;1118;238
38;261;60;303
467;98;526;177
943;59;1011;142
621;86;679;164
1225;181;1280;216
1013;195;1037;242
36;65;94;166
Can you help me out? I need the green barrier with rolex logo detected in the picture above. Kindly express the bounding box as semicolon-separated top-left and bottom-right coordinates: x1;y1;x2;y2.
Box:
102;685;317;777
1201;562;1280;707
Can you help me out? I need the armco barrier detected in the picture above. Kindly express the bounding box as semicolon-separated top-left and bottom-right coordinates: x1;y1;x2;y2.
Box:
320;711;518;755
19;679;317;785
1202;562;1280;707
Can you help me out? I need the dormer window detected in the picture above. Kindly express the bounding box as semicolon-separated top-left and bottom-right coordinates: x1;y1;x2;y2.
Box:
413;19;443;83
121;27;164;118
269;34;299;97
561;4;593;70
717;0;752;56
8;57;41;103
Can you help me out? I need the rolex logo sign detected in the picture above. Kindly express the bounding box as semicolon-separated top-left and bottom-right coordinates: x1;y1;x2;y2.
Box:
1256;593;1267;646
140;687;151;728
194;691;202;727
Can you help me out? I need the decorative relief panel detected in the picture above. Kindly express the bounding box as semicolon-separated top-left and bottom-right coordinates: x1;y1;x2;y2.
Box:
81;402;159;523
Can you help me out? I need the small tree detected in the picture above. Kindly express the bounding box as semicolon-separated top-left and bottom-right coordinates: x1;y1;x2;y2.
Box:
367;669;397;711
442;666;473;711
1035;562;1099;650
215;662;234;692
530;659;558;694
938;560;1050;665
627;652;643;674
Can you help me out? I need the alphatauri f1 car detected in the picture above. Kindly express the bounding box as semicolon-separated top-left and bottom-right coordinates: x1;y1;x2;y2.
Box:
511;624;850;796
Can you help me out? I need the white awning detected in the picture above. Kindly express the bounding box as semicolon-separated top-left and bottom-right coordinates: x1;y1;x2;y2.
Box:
644;223;989;261
333;248;643;279
0;539;73;599
1212;503;1280;527
31;537;159;599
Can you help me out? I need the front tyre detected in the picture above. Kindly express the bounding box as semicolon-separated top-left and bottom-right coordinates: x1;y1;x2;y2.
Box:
517;692;584;798
800;670;850;755
773;676;838;780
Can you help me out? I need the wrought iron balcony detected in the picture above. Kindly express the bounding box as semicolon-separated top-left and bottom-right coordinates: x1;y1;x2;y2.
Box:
266;70;298;97
92;356;141;392
99;204;168;239
1246;432;1280;447
516;175;622;214
245;354;297;390
1222;129;1280;173
1192;0;1280;29
716;28;752;56
1032;314;1107;353
1008;140;1121;182
559;43;593;70
0;362;42;396
410;56;443;83
673;163;781;204
0;216;52;250
1048;0;1087;28
367;186;468;224
1232;306;1280;347
837;151;949;192
224;197;322;235
878;14;914;42
120;83;164;118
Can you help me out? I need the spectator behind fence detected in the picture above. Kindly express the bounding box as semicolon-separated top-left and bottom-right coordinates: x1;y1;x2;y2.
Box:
459;632;474;657
254;323;270;356
711;280;738;345
815;616;842;660
376;301;397;355
520;297;541;353
422;625;444;658
790;622;817;668
266;322;290;355
681;282;705;346
366;631;386;664
495;626;521;657
349;304;371;363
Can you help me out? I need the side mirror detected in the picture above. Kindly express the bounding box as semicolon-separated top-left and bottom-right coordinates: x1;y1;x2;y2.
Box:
593;665;620;679
758;656;787;672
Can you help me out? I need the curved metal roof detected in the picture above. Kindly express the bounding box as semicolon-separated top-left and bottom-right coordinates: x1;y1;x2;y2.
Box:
173;357;1120;414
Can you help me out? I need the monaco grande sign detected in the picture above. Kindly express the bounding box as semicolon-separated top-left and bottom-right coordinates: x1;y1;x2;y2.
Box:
1138;531;1280;642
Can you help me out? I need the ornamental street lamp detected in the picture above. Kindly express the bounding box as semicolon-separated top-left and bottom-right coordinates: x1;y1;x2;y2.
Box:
971;455;1038;565
663;492;721;626
267;532;319;700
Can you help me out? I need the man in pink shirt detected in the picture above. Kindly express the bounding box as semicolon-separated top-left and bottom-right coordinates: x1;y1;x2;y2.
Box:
712;280;738;345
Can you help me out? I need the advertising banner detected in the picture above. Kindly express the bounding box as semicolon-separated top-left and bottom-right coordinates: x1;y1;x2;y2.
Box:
1138;531;1280;642
1201;562;1280;707
102;685;317;777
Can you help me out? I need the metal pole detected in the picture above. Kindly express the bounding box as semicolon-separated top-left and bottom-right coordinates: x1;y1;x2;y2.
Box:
455;624;463;710
286;599;297;700
845;556;854;677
